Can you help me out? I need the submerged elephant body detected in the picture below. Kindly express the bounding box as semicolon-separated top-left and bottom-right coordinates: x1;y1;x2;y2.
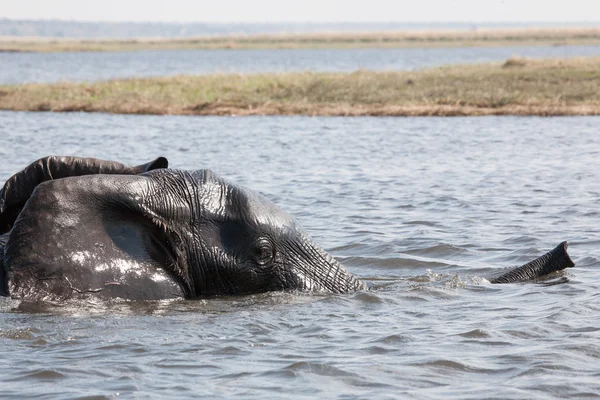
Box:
0;156;574;302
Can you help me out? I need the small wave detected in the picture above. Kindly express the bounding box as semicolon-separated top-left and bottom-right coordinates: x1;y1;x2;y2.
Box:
403;242;469;257
0;327;41;340
403;220;440;227
369;333;411;344
412;359;514;375
284;361;354;376
341;255;450;270
207;346;250;356
10;369;66;381
350;291;386;304
455;329;492;338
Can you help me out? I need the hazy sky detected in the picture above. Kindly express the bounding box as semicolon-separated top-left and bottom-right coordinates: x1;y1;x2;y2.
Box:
2;0;599;23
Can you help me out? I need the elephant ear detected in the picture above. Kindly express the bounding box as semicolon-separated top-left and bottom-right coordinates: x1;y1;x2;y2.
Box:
3;172;186;301
0;156;168;234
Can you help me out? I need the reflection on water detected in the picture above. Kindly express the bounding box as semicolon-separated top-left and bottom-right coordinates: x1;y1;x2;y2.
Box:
2;44;600;84
1;112;600;398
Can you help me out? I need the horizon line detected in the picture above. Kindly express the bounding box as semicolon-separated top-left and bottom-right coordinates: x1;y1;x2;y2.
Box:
2;18;600;25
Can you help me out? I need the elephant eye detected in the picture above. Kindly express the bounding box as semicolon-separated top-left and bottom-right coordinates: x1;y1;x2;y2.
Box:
251;238;274;266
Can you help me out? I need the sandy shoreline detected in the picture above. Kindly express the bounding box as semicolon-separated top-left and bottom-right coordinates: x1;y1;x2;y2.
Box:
2;28;600;52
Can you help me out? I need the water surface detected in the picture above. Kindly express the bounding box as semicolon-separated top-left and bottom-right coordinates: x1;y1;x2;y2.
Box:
2;44;600;84
1;112;599;398
5;20;597;38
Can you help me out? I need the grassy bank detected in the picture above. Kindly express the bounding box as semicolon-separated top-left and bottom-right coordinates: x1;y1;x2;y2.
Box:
1;57;600;116
3;28;600;52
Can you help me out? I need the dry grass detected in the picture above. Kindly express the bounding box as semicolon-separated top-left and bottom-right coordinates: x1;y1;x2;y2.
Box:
502;56;529;68
3;28;600;52
1;57;600;116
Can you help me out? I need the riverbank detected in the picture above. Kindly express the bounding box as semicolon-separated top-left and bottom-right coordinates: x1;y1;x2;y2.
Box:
3;28;600;52
1;57;599;116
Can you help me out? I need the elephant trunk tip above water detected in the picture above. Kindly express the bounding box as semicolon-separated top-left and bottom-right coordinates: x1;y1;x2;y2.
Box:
489;241;574;284
0;156;575;302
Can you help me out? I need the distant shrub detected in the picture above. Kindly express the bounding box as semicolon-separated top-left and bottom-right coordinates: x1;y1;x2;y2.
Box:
502;57;528;68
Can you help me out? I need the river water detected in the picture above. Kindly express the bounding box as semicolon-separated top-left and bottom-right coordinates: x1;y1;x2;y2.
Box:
2;44;600;84
0;111;599;398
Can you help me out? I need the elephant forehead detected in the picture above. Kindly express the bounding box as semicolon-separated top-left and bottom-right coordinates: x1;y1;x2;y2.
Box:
188;170;298;231
200;175;296;229
196;178;229;216
233;186;298;230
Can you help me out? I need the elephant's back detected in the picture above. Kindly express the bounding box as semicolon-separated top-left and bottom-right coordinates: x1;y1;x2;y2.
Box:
0;233;7;296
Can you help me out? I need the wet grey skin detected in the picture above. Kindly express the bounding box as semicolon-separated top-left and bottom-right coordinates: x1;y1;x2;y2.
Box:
0;156;574;302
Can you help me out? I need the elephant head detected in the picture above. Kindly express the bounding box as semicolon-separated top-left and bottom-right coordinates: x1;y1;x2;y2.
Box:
0;156;365;301
0;156;574;302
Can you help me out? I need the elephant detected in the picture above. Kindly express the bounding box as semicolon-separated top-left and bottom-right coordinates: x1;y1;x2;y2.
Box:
0;156;574;302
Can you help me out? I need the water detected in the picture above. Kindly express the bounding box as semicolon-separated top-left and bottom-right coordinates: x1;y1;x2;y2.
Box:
4;20;599;38
2;44;600;84
1;111;599;398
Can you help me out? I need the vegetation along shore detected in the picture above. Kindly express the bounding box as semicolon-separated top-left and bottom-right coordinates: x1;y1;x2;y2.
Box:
1;57;599;117
2;28;600;52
